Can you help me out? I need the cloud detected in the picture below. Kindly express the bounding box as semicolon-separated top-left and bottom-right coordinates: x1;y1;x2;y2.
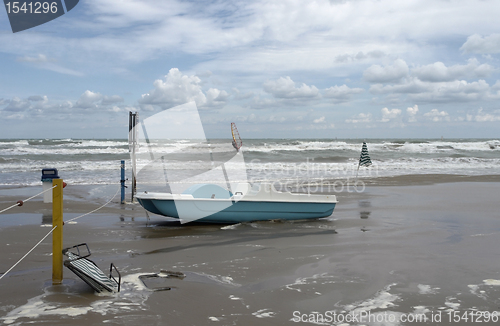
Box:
139;68;206;108
16;54;51;63
74;90;104;109
324;84;364;103
1;95;70;117
263;76;319;99
16;54;84;76
313;116;325;123
346;112;372;123
3;97;31;112
412;59;494;82
102;95;124;105
206;88;229;107
363;59;409;83
334;50;385;63
406;104;419;122
5;112;26;120
411;80;490;102
369;77;428;94
466;108;500;122
232;88;254;101
72;91;126;111
109;105;133;113
461;34;500;54
139;68;227;109
423;109;450;122
371;78;492;103
0;91;132;120
380;107;401;122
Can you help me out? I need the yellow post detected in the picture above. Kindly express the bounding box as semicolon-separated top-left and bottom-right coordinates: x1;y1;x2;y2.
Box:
52;178;63;284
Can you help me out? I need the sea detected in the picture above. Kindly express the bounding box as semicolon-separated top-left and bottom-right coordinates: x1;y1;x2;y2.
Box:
1;138;500;188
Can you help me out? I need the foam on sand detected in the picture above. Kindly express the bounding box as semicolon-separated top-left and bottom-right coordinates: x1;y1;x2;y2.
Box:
1;273;151;324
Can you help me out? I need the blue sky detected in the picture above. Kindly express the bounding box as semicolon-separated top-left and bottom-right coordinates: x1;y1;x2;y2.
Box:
1;0;500;139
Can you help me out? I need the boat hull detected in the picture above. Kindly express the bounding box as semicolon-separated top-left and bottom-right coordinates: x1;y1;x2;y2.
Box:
136;197;336;224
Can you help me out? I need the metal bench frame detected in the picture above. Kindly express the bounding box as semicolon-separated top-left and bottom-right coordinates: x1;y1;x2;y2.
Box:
63;243;121;293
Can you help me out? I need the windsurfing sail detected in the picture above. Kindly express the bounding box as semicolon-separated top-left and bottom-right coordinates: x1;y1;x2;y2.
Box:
231;122;242;151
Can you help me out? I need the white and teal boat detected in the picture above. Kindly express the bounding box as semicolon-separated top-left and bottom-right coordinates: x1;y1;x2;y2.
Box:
135;183;337;224
131;105;337;224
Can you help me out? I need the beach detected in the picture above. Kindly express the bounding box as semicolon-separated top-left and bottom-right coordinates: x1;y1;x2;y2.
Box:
1;175;500;325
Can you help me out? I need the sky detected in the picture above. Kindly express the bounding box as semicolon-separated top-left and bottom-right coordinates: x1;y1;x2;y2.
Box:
1;0;500;139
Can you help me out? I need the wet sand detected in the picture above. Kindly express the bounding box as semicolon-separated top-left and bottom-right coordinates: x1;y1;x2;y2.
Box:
1;175;500;325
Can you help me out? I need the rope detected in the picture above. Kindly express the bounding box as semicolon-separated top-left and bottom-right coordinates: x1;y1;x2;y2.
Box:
65;187;121;224
0;226;57;281
0;185;57;214
0;186;120;281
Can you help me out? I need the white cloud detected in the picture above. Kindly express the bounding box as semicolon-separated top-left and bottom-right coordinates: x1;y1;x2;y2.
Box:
138;68;229;109
139;68;207;109
16;54;84;76
371;78;492;103
102;95;124;105
406;104;419;122
334;50;385;63
1;0;499;79
0;95;75;117
74;91;104;109
363;59;409;83
324;84;364;103
205;88;229;107
232;88;254;101
412;59;494;82
412;80;490;102
466;108;500;122
380;107;401;122
3;97;31;112
5;112;26;120
263;76;319;99
346;112;372;123
423;109;450;122
16;54;51;63
461;34;500;54
369;77;427;94
313;116;325;123
71;91;126;111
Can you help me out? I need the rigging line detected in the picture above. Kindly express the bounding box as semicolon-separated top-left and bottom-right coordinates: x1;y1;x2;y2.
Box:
0;185;57;215
65;187;121;224
0;226;57;281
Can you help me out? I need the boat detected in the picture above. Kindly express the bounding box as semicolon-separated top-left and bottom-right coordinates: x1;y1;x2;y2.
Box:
135;182;337;224
131;109;337;224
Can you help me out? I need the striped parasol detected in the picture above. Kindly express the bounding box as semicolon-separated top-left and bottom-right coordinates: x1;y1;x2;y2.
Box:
358;142;372;167
355;141;372;183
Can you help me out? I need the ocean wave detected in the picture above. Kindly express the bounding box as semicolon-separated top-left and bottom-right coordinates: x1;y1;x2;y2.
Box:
1;139;500;186
245;140;500;154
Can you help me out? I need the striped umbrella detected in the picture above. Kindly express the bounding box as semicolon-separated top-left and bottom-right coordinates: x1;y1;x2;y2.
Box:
359;142;372;167
355;142;372;183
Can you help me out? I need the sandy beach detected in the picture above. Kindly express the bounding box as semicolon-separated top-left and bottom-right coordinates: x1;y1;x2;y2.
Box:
1;175;500;325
